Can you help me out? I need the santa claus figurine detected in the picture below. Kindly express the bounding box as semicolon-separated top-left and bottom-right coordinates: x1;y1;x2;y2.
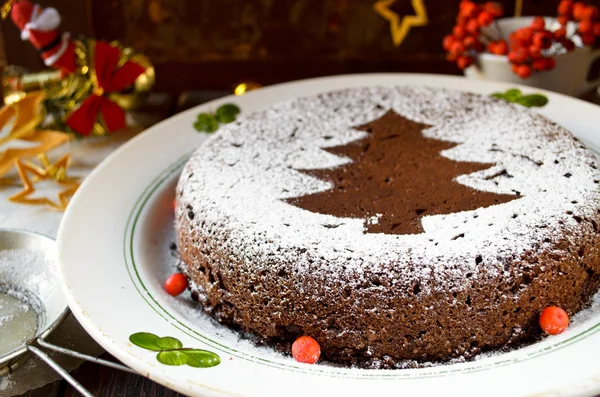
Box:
9;0;77;75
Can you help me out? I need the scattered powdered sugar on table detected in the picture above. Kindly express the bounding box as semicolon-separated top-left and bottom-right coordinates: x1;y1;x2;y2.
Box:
177;86;600;293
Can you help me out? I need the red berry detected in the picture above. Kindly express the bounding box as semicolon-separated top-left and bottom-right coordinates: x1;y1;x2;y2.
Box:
511;63;520;74
453;25;467;39
446;52;458;62
561;38;576;51
466;18;481;35
558;0;574;16
508;47;529;63
495;40;508;54
457;55;473;70
582;6;599;20
463;35;476;49
579;19;593;35
515;27;534;45
546;57;556;70
539;306;569;335
558;15;570;26
292;336;321;364
594;22;600;36
164;273;188;296
515;64;532;79
443;34;455;50
533;31;553;49
532;57;547;71
449;41;465;56
581;32;596;45
477;11;494;27
529;45;542;58
573;2;586;20
488;40;508;55
484;2;503;18
554;27;567;40
531;16;546;31
459;1;478;18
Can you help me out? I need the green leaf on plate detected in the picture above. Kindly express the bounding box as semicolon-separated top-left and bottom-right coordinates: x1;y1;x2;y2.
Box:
518;94;549;108
194;114;219;133
184;349;221;368
504;88;522;101
490;93;506;100
216;103;241;124
129;332;161;351
156;351;189;366
155;336;183;350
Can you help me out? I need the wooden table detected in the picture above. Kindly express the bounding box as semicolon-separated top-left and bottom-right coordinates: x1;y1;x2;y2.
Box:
14;87;600;397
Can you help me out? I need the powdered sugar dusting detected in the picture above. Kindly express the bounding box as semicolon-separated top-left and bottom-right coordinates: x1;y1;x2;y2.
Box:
177;86;600;293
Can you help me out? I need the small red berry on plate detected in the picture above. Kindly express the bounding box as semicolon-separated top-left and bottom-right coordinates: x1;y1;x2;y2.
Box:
164;273;188;296
539;306;569;335
292;336;321;364
546;57;556;70
594;22;600;36
515;64;532;79
558;0;574;16
530;16;545;31
457;55;473;70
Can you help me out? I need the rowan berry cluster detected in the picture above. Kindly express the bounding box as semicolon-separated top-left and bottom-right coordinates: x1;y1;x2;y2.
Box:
507;17;559;78
443;1;504;70
443;1;600;79
557;0;600;45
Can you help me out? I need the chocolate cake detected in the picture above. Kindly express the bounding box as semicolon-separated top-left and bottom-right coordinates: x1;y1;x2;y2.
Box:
175;86;600;367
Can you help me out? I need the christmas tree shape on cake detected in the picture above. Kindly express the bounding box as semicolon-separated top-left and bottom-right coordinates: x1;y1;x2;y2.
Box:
287;110;518;235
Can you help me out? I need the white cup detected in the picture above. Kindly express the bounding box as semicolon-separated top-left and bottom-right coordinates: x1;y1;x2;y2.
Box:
464;17;600;96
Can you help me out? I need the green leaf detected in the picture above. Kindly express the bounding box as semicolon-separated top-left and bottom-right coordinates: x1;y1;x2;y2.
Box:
518;94;549;108
156;351;189;366
184;349;221;368
504;89;522;101
155;336;183;350
216;103;240;124
129;332;162;351
490;93;506;100
194;114;219;133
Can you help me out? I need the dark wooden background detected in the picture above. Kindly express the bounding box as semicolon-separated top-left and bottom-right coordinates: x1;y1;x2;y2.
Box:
2;0;563;93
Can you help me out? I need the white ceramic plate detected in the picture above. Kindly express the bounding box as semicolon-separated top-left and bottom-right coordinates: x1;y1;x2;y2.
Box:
58;74;600;397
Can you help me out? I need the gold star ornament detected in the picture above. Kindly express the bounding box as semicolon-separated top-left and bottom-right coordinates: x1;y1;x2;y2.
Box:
0;91;70;180
374;0;429;47
9;153;80;211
